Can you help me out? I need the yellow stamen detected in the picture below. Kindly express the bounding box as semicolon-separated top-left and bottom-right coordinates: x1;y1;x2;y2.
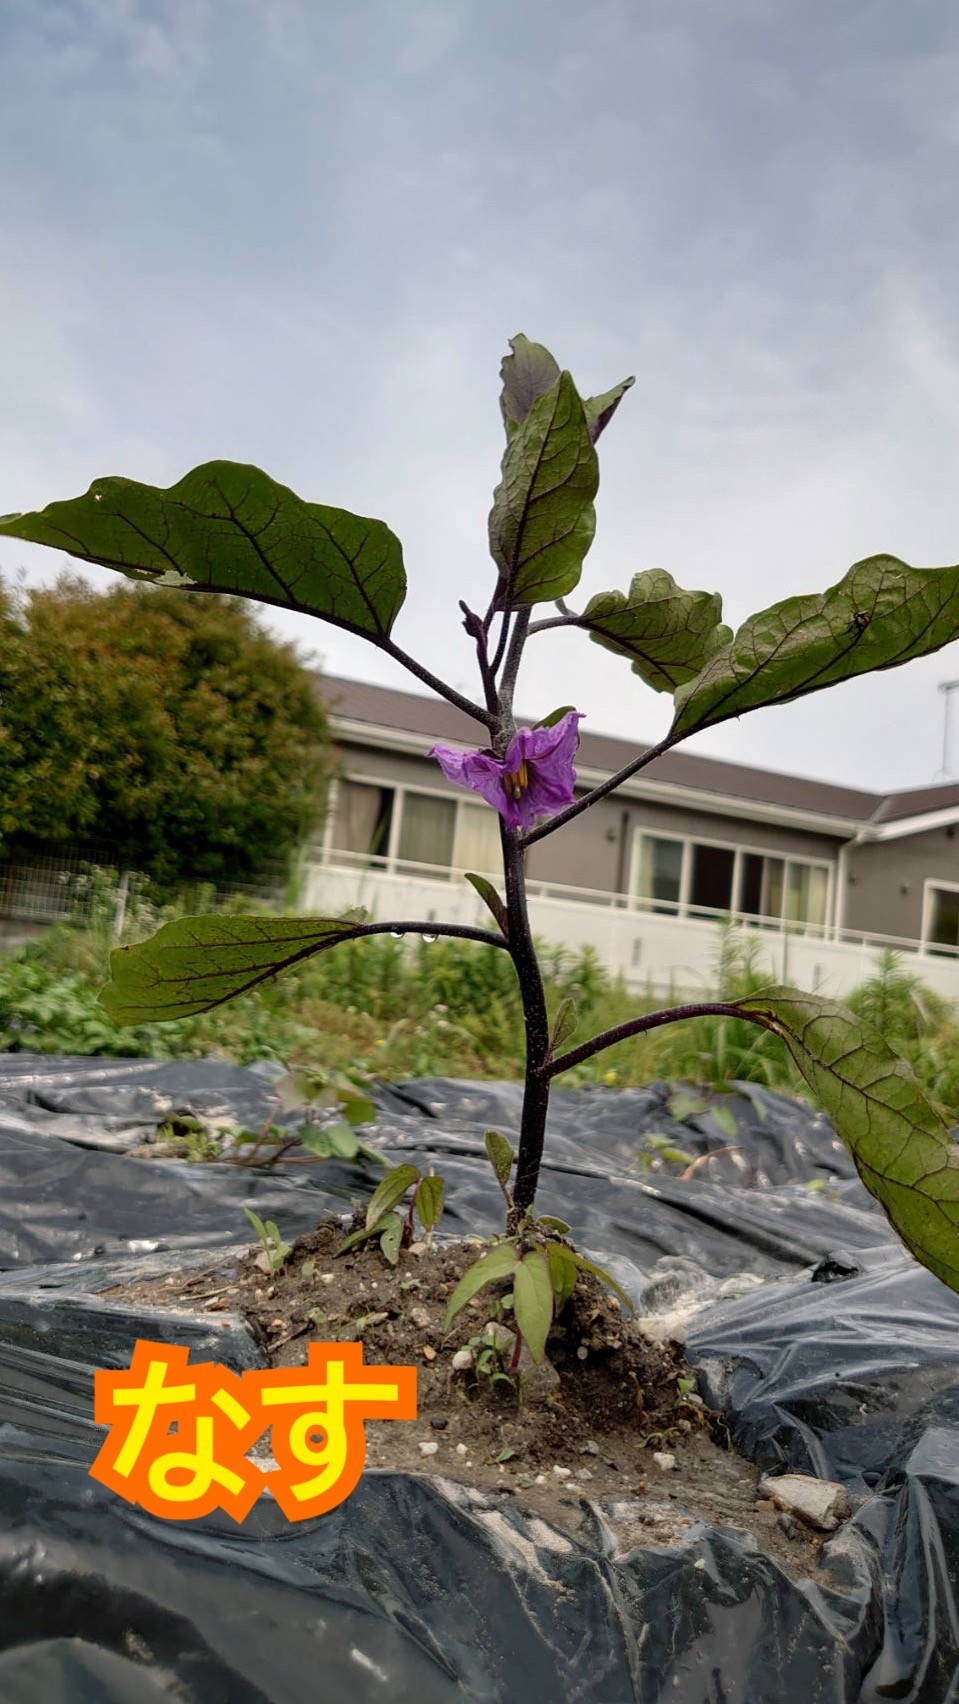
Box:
504;758;528;800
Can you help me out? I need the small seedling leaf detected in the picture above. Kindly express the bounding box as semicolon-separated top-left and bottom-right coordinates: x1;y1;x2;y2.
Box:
513;1250;554;1364
414;1174;445;1233
365;1163;421;1232
464;873;509;937
570;1253;636;1316
445;1242;521;1327
484;1130;515;1189
337;1212;395;1256
537;1216;572;1235
379;1213;404;1265
546;1241;579;1309
548;997;577;1056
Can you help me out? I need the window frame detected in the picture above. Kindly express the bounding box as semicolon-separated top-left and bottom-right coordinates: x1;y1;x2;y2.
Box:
323;772;493;879
921;877;959;954
629;827;834;930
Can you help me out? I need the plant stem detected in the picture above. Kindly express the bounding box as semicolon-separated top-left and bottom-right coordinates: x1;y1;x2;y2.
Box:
540;1001;760;1079
359;920;509;951
501;820;551;1224
381;637;495;729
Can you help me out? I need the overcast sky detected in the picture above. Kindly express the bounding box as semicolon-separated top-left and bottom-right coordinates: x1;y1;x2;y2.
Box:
3;0;959;791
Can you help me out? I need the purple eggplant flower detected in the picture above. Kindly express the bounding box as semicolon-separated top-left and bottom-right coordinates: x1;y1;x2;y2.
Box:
428;710;584;831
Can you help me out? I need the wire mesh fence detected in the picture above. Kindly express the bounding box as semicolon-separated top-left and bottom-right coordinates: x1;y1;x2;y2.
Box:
0;848;293;936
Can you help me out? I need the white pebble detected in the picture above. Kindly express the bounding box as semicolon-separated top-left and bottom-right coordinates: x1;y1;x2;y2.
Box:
455;1442;468;1456
552;1465;572;1480
652;1452;677;1472
418;1441;439;1456
451;1348;474;1372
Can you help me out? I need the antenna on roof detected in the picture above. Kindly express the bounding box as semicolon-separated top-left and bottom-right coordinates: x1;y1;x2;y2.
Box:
936;679;959;780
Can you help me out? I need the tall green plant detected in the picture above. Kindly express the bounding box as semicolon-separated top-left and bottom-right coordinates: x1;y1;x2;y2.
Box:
5;335;959;1291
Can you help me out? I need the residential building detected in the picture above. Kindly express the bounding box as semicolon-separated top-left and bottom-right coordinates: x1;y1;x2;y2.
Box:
304;675;959;1002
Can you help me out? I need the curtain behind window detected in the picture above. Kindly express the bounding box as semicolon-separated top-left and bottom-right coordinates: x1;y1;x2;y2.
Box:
453;804;502;875
398;794;456;868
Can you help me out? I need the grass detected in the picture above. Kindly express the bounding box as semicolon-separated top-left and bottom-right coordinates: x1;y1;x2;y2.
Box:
1;894;959;1123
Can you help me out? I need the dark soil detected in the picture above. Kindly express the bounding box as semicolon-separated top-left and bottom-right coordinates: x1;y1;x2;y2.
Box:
104;1217;829;1580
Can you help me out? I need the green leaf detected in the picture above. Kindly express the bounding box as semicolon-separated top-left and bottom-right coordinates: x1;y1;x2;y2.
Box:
99;911;369;1023
365;1163;421;1232
537;1216;572;1235
546;1241;578;1309
414;1174;445;1233
533;704;577;729
569;1253;636;1316
0;462;406;642
379;1213;404;1265
499;334;561;434
337;1211;395;1256
445;1242;521;1327
548;997;577;1057
666;1091;709;1122
710;1105;738;1139
484;1130;515;1189
581;569;731;693
582;376;635;442
672;554;959;737
513;1250;554;1364
464;873;509;938
323;1122;362;1159
488;371;599;606
734;987;959;1292
243;1206;268;1243
338;1091;378;1128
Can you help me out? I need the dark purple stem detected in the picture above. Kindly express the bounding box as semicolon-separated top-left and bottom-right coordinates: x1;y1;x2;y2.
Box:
541;1002;763;1079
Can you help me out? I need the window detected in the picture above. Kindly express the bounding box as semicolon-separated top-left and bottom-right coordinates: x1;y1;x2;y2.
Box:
330;781;394;860
688;843;735;916
740;853;784;920
634;831;831;928
453;803;502;875
397;792;456;869
926;885;959;954
636;836;683;912
785;862;829;928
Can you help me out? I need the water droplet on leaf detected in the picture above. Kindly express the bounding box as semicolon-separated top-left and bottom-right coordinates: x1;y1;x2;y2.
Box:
423;933;437;944
390;930;405;939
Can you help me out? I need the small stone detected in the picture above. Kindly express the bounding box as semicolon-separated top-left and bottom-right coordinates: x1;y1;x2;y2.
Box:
269;1318;285;1331
320;1273;335;1285
418;1441;439;1457
777;1513;801;1541
409;1241;427;1258
483;1322;516;1354
652;1452;677;1472
455;1443;469;1456
422;1345;437;1362
409;1305;431;1329
576;1468;594;1482
429;1417;449;1431
579;1440;600;1456
534;1474;547;1486
758;1473;850;1533
552;1465;572;1480
451;1348;474;1373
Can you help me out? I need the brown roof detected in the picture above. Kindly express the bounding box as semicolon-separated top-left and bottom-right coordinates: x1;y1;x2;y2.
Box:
315;674;959;830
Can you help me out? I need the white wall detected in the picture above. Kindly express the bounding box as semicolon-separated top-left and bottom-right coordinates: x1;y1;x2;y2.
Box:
300;860;959;1003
